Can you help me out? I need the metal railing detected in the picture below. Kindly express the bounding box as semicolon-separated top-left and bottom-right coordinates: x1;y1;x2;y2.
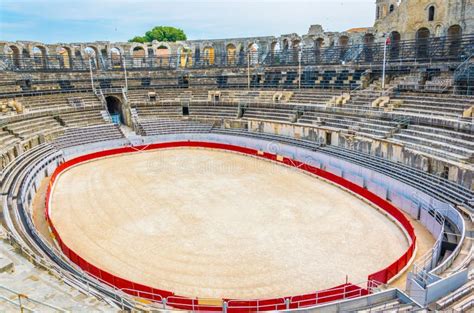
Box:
0;284;67;312
1;34;473;72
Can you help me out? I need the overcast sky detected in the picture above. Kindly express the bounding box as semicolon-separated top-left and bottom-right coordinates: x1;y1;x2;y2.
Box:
0;0;375;43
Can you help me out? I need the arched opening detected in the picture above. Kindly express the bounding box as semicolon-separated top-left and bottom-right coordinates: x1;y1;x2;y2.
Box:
447;25;462;57
32;46;47;68
389;4;395;13
178;47;192;68
416;28;430;59
156;46;169;67
338;36;349;60
101;48;108;60
194;47;201;65
203;46;215;65
22;48;30;58
248;43;259;65
238;45;245;65
110;47;122;68
132;46;146;68
270;41;280;64
390;31;401;59
84;46;99;69
105;96;123;124
226;44;236;65
282;39;289;63
292;39;300;64
363;34;375;62
58;46;72;69
428;6;435;21
314;38;324;63
6;45;21;68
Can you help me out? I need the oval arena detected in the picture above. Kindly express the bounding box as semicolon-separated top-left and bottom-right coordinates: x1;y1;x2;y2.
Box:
48;143;410;301
0;1;473;311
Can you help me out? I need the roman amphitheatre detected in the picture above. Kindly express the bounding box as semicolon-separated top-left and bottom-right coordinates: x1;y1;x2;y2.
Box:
0;0;472;311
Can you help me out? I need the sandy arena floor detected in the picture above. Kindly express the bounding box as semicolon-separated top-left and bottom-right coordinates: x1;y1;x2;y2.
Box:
50;148;409;299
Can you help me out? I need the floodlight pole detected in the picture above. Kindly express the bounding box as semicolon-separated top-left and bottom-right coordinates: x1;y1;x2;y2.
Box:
298;47;302;90
89;59;95;93
247;51;251;90
382;35;389;90
122;55;129;92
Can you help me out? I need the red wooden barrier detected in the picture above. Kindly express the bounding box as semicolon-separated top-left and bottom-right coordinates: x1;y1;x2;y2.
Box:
45;141;416;311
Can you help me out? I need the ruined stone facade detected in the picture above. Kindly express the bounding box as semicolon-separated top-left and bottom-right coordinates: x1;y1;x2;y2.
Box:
0;0;471;63
374;0;473;39
1;26;376;64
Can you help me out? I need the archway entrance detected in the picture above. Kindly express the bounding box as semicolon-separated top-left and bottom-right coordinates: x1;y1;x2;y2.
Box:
105;96;123;124
416;28;430;59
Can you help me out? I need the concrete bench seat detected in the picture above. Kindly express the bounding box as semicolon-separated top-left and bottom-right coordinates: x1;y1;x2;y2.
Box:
391;135;471;160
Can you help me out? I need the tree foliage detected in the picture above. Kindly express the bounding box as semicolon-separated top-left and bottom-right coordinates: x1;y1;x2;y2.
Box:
129;26;187;43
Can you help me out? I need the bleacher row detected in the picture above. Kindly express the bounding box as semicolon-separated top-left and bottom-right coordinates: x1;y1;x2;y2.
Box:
0;86;472;169
132;98;473;162
0;106;125;171
1;86;472;122
0;92;102;116
0;69;367;94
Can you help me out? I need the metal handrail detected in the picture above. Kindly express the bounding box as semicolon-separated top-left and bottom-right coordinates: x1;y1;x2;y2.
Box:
0;285;68;312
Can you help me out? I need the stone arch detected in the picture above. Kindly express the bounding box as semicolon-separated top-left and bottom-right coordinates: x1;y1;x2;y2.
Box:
389;4;395;13
130;44;147;57
105;96;124;124
57;46;72;69
132;46;146;67
338;35;349;60
178;46;192;68
110;47;122;68
314;38;324;63
248;42;259;65
292;39;301;63
447;25;462;57
203;46;215;65
193;46;200;64
238;44;245;65
132;46;146;57
363;33;375;62
32;45;47;68
22;48;30;58
156;45;170;67
389;31;401;59
416;27;430;59
282;39;289;52
5;44;21;68
84;46;100;69
269;41;279;64
226;43;236;65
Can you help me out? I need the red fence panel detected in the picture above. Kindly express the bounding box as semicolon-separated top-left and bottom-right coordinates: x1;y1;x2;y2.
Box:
44;141;417;311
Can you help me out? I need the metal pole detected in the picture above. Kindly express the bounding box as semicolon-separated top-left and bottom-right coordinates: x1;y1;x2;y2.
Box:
298;47;302;90
382;36;388;90
123;55;129;92
89;59;95;93
247;51;251;90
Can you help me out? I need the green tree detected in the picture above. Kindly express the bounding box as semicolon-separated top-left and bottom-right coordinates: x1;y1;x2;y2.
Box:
129;36;146;43
129;26;187;43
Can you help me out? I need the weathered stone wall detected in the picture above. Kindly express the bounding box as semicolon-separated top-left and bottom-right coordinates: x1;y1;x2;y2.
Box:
0;24;376;61
374;0;473;39
246;119;473;189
